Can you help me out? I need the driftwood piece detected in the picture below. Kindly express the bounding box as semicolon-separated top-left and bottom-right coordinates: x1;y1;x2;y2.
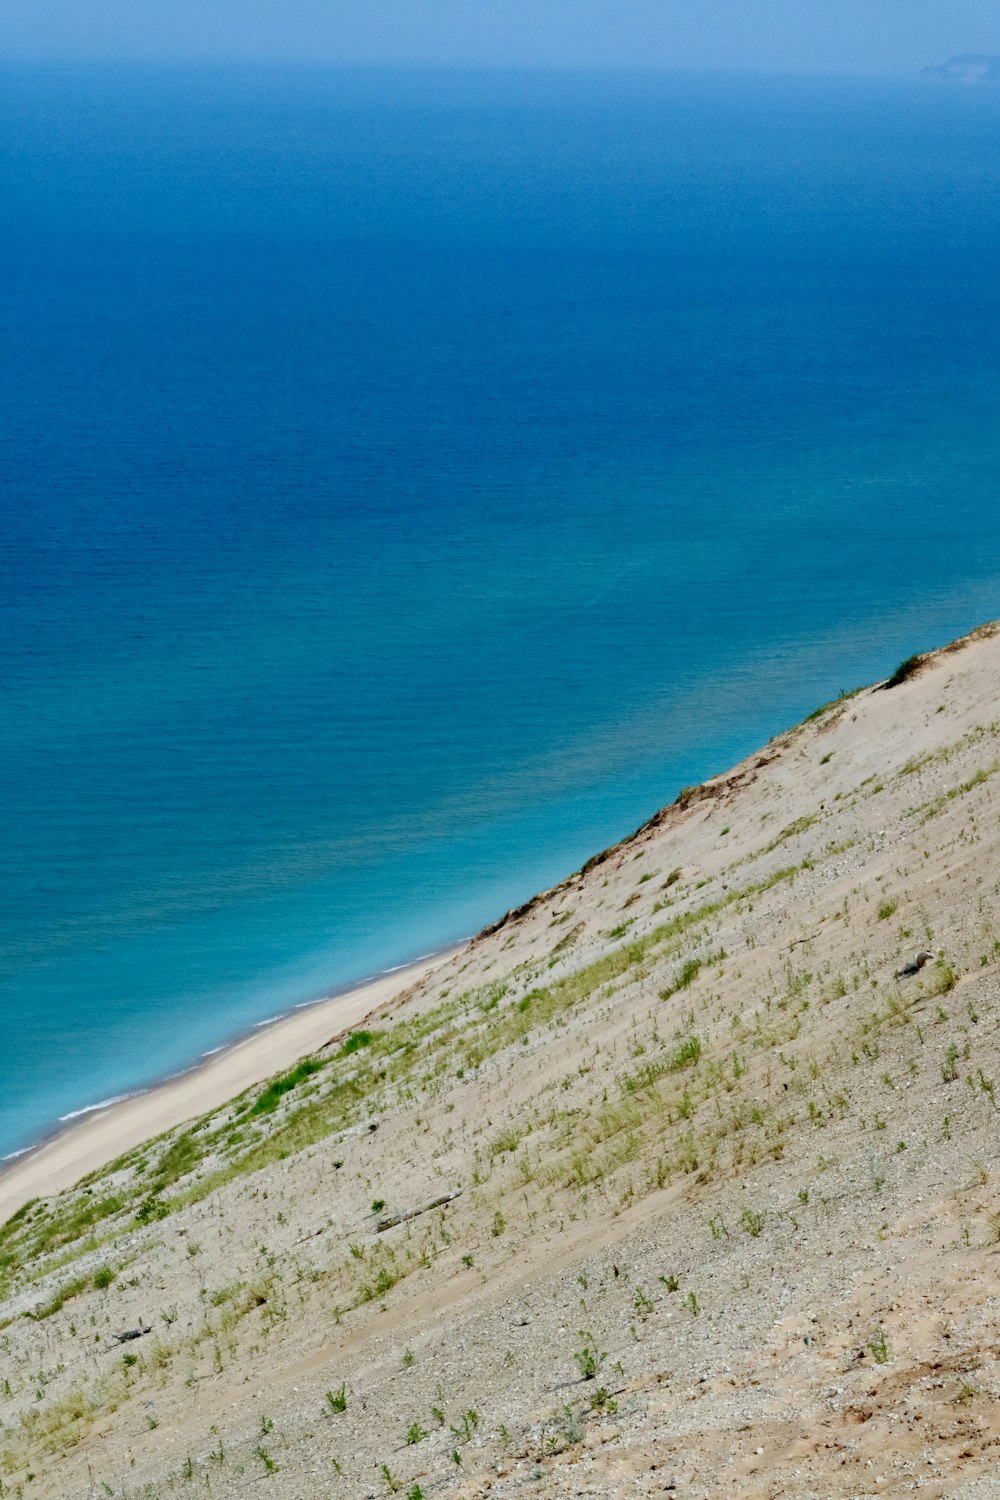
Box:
376;1192;460;1233
114;1325;151;1344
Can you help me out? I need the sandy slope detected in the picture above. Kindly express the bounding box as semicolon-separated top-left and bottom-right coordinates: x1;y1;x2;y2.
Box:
3;622;1000;1500
0;953;455;1225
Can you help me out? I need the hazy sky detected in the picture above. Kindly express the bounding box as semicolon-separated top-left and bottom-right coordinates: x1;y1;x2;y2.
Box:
2;0;999;74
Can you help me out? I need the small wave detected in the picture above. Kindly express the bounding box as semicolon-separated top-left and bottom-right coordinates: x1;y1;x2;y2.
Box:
59;1091;141;1123
2;1146;32;1163
201;1045;225;1057
252;1015;283;1029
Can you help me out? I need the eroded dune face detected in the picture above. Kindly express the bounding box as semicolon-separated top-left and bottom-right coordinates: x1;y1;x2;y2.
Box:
4;622;1000;1500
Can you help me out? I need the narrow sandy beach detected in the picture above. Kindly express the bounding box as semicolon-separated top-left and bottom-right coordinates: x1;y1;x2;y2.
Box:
0;949;457;1224
6;627;1000;1498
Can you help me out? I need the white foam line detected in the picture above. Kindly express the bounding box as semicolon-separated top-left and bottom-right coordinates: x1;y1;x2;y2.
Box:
59;1091;141;1123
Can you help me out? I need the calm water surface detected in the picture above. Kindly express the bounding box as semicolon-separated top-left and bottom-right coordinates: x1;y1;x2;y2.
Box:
2;67;999;1155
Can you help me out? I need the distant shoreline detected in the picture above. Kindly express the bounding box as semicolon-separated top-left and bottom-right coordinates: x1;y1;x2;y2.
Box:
0;944;462;1223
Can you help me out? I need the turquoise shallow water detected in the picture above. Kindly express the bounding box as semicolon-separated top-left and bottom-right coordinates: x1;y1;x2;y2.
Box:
2;66;1000;1158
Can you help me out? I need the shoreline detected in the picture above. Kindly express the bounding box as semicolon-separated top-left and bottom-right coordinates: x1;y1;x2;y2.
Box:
0;944;462;1224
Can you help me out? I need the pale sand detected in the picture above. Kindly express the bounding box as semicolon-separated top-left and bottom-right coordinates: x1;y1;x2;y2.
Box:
0;950;457;1224
6;623;1000;1498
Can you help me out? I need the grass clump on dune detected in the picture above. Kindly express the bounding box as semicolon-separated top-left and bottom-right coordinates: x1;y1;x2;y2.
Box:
883;654;923;690
249;1057;325;1116
339;1030;377;1057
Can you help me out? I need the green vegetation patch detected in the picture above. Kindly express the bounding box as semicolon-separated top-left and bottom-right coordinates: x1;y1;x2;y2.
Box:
249;1057;325;1115
339;1030;377;1057
883;654;923;690
915;761;1000;822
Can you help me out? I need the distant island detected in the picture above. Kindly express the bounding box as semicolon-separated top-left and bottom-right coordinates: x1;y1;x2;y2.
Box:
921;53;1000;82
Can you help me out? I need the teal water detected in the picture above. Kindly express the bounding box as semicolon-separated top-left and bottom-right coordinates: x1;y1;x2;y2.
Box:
2;66;999;1158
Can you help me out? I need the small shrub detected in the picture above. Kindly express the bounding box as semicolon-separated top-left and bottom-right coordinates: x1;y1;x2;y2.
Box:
256;1445;278;1474
450;1409;479;1443
883;654;922;690
934;961;958;995
492;1127;521;1155
325;1384;348;1414
573;1331;606;1381
869;1326;890;1364
340;1030;376;1056
669;1035;702;1070
660;960;702;1000
739;1208;765;1238
134;1195;169;1226
562;1404;583;1444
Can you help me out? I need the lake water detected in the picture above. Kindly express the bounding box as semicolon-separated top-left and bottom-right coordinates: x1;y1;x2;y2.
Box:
2;65;999;1157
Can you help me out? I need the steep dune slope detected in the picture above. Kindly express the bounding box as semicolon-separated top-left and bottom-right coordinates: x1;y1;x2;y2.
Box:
3;623;1000;1500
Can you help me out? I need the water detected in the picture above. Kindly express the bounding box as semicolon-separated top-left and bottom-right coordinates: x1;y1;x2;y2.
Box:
2;65;1000;1159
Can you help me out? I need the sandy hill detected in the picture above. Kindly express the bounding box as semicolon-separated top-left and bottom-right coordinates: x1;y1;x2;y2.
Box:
3;622;1000;1500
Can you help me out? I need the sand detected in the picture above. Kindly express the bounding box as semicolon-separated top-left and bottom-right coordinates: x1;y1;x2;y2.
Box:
4;621;1000;1500
0;950;455;1225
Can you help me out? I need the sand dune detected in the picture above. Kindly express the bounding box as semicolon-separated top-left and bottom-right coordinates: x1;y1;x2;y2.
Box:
0;953;454;1226
3;622;1000;1499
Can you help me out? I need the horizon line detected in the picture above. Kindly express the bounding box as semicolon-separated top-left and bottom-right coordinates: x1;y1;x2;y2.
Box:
0;56;954;81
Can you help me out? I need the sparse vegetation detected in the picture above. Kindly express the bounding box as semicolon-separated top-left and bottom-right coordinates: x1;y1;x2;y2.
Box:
573;1332;606;1381
739;1208;765;1238
869;1326;890;1364
249;1058;324;1116
883;654;923;690
3;624;1000;1497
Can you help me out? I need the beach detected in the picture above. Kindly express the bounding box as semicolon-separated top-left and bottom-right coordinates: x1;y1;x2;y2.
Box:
6;59;1000;1498
6;65;1000;1166
4;624;1000;1497
0;949;456;1225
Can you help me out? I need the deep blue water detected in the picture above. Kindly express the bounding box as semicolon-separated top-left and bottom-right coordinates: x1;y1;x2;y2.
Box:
2;66;999;1159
